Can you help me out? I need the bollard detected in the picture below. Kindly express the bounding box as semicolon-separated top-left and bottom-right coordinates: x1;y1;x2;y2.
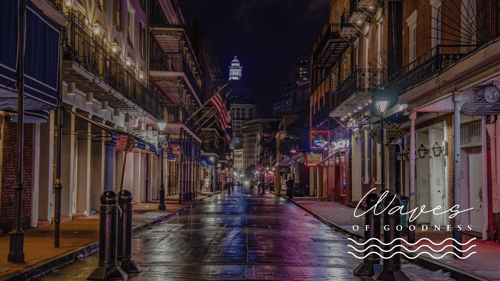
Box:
353;193;381;277
88;191;128;281
117;190;142;274
373;195;409;281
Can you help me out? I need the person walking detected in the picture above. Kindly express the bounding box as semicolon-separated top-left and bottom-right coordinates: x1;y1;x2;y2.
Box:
286;177;295;199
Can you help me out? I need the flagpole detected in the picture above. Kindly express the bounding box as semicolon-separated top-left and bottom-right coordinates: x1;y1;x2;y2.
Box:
193;108;214;126
185;83;229;122
199;119;218;135
195;111;217;133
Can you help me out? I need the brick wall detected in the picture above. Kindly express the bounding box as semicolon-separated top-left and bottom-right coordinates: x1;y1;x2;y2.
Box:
1;117;34;233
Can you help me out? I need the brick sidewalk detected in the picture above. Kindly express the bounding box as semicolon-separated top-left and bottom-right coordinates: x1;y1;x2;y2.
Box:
291;198;500;281
0;192;218;281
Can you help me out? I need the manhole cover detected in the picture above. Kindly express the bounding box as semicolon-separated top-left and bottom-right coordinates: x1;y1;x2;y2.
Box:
0;267;13;273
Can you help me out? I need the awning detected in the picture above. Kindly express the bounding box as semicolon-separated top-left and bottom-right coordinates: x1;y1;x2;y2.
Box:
66;108;160;155
0;0;60;116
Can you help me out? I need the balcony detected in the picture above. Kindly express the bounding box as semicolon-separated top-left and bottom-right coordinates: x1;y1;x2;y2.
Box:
340;12;357;38
149;0;203;104
63;15;162;119
311;24;350;70
383;45;477;95
330;68;384;117
311;93;332;127
165;104;197;127
202;142;220;155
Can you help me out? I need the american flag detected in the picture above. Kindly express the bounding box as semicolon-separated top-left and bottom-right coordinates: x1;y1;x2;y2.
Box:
210;93;228;130
167;152;176;161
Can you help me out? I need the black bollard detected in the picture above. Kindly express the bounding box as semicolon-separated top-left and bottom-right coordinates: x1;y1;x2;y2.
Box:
353;193;381;277
117;190;142;274
373;195;409;281
88;192;128;281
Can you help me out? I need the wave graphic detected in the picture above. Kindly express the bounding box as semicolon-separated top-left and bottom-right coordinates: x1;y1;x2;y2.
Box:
348;251;476;260
348;244;476;253
348;237;476;247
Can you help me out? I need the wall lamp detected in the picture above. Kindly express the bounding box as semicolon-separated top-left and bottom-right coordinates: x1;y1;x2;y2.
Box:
417;144;428;159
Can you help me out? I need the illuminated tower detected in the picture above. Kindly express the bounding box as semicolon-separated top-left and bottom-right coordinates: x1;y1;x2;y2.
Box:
229;56;242;80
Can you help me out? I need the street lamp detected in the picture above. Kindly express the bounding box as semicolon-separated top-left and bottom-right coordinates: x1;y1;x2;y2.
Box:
158;121;167;211
375;98;390;192
431;142;443;157
417;144;428;159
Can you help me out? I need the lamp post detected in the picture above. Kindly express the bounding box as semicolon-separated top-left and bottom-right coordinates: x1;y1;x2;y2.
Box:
158;121;167;211
375;99;389;193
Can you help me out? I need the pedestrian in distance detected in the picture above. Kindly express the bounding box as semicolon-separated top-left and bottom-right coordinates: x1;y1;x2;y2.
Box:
286;177;294;199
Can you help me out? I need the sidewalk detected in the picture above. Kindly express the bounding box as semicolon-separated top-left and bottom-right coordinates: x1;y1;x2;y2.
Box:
288;197;500;281
0;191;219;281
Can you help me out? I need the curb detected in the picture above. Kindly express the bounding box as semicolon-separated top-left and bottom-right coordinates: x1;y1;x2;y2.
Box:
277;194;490;281
0;191;221;281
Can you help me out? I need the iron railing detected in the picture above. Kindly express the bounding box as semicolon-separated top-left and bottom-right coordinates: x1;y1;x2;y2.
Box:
383;45;477;95
312;24;342;66
201;142;220;154
332;68;384;109
164;104;198;134
150;52;183;72
150;51;203;102
312;93;331;127
64;15;162;119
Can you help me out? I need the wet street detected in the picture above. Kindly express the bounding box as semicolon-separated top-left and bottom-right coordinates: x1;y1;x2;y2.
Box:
37;188;454;280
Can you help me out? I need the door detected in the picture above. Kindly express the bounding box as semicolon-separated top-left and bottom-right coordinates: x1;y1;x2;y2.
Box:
417;133;431;224
468;147;482;232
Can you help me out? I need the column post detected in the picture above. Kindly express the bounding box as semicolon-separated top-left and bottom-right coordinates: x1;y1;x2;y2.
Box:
453;93;463;257
409;111;417;243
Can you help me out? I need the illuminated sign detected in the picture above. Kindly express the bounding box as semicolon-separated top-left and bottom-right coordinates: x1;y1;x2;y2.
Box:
306;153;323;165
310;131;330;149
329;139;350;154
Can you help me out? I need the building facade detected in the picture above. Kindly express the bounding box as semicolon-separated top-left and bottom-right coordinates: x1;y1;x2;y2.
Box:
0;0;227;239
307;0;500;242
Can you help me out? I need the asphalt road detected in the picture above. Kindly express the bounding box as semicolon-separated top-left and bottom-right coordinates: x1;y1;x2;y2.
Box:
37;187;455;280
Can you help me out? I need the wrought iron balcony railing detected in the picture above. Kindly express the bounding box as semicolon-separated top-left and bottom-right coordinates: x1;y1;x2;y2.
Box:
150;51;202;101
312;93;331;127
150;52;183;72
384;45;477;95
164;104;199;134
64;15;162;119
332;68;384;109
202;142;220;154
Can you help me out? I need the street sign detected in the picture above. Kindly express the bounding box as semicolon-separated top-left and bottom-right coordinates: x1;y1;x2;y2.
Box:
368;124;406;146
385;124;406;146
368;125;380;143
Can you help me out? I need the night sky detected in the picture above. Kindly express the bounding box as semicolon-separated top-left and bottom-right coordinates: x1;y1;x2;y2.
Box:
179;0;330;117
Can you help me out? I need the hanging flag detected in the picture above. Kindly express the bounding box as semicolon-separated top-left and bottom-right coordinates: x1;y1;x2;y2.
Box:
210;93;228;130
167;152;176;161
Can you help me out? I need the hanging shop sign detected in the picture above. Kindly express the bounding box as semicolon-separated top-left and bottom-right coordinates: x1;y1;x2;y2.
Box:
368;124;405;146
368;125;380;143
128;130;159;148
116;134;129;151
463;86;500;115
385;124;406;146
306;153;323;166
329;139;350;154
310;131;330;149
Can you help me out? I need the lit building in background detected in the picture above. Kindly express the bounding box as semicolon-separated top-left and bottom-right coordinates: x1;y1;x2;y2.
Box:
229;56;242;80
